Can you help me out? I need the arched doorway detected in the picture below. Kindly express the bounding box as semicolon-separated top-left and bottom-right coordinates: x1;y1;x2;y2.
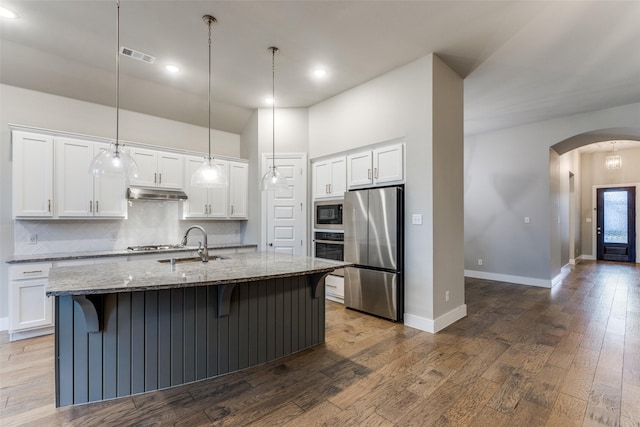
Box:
550;128;640;269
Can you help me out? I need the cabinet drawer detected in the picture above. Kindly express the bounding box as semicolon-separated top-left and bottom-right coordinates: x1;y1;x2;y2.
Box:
9;263;52;280
325;274;344;297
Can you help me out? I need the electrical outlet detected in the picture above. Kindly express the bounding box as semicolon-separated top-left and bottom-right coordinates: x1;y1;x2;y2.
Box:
478;258;483;266
445;290;450;302
524;216;530;224
28;234;38;245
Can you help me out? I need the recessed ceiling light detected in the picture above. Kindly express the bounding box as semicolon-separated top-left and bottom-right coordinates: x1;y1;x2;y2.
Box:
265;97;274;105
0;7;18;19
165;64;180;73
313;68;328;78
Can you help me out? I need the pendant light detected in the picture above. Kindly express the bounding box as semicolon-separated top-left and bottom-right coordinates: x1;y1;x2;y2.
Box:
605;141;622;169
260;47;288;191
191;15;227;187
89;0;139;179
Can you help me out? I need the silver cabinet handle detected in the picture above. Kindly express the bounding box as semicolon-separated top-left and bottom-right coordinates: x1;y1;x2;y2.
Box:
23;270;43;274
329;184;332;194
368;169;372;179
89;200;93;212
48;199;51;212
159;173;162;185
231;205;234;215
154;172;157;184
204;204;207;215
374;168;378;179
96;201;99;212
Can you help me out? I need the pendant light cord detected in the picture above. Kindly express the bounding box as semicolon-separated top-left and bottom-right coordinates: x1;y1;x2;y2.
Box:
207;18;212;161
115;0;120;155
270;47;278;171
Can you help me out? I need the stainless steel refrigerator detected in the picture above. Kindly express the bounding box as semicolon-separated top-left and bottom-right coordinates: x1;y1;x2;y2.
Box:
344;186;403;321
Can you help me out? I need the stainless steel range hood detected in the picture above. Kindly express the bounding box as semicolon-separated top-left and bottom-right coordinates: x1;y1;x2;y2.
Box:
127;187;188;201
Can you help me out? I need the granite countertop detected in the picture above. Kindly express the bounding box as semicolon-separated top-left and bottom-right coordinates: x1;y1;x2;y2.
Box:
46;252;351;296
5;243;258;264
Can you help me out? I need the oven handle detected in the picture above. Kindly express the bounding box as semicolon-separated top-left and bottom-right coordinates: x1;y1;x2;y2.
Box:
314;239;344;245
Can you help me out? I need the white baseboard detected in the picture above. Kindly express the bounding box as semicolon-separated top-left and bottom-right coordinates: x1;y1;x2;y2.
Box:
465;270;551;288
404;304;467;334
0;317;7;332
581;255;596;261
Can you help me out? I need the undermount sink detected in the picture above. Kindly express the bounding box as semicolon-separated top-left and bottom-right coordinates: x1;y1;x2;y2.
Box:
157;255;228;264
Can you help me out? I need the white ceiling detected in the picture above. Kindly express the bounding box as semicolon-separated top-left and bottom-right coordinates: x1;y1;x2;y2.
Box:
1;1;640;137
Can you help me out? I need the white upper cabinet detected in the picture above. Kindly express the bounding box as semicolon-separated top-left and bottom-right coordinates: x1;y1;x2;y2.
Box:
129;147;183;189
55;138;126;218
182;156;229;219
12;131;54;218
182;157;247;220
347;143;404;188
229;161;248;219
313;156;346;199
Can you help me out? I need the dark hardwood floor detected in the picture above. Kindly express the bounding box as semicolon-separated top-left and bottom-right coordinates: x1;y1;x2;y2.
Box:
1;261;638;426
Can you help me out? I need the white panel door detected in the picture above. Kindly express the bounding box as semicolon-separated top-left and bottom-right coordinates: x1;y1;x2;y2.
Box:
12;131;54;218
264;155;306;256
9;279;53;331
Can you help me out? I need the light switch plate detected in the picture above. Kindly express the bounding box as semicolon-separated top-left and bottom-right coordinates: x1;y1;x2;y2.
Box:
412;214;422;225
524;217;530;224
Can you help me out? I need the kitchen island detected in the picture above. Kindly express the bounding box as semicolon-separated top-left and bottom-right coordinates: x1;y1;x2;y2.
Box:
46;252;350;407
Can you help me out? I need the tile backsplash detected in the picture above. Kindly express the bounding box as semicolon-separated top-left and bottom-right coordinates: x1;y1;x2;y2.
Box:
14;201;243;255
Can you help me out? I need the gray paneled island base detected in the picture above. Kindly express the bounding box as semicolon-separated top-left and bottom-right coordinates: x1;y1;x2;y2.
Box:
46;252;350;407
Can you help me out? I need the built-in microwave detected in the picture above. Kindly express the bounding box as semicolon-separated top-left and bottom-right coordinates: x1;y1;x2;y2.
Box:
314;200;343;230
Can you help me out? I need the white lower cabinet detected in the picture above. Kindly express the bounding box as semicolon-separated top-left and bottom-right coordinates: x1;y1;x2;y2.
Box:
325;274;344;304
8;263;54;341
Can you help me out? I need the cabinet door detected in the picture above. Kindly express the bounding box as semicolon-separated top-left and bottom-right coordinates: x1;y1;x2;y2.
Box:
93;143;127;217
229;162;248;218
329;157;347;197
157;152;184;189
208;161;230;218
129;147;158;187
347;150;373;188
182;155;210;218
12;131;54;218
313;160;332;199
373;144;404;184
55;137;94;217
9;263;53;333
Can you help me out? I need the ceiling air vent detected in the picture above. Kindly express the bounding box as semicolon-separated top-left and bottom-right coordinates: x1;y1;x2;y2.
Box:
119;46;156;64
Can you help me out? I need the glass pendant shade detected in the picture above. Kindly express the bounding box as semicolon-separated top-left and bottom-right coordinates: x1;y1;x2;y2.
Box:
261;165;288;191
191;157;228;187
605;154;622;169
605;141;622;170
89;143;139;179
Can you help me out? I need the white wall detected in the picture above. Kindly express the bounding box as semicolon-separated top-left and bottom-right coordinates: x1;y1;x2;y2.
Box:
465;101;640;286
309;54;465;331
0;84;243;322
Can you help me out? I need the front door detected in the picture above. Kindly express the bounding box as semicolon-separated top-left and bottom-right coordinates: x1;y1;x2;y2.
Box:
596;186;636;262
263;154;307;256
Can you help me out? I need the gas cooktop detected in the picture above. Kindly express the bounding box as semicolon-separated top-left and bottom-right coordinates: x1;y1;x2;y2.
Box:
126;244;183;252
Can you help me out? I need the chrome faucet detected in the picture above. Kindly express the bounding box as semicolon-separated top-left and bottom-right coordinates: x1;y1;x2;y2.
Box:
180;225;209;262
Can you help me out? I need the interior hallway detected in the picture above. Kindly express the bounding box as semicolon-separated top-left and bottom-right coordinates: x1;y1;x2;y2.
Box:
1;261;638;426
